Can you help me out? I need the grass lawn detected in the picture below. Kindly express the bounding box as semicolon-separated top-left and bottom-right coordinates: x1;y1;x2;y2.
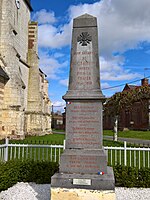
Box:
9;133;128;147
103;130;150;140
10;134;65;145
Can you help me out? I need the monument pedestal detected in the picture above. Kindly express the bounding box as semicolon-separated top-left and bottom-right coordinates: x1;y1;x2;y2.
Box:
51;167;115;200
51;167;115;190
51;13;116;200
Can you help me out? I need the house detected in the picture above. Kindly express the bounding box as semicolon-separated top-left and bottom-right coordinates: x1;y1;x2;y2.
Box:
52;111;65;130
103;78;150;131
0;0;52;139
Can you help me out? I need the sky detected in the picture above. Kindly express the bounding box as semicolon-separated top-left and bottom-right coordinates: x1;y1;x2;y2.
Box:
31;0;150;112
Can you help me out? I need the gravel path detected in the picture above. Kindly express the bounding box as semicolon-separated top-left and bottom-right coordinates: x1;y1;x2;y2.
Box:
0;182;150;200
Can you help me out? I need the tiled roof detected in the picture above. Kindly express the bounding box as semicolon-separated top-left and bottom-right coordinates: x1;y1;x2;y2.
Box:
123;79;150;92
127;84;150;89
128;85;137;89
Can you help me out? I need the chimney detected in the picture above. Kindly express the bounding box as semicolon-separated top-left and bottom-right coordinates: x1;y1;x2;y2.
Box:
141;78;149;86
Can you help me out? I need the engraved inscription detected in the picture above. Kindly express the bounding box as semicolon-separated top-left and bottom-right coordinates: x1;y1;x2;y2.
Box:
71;51;97;88
65;155;100;171
66;102;102;148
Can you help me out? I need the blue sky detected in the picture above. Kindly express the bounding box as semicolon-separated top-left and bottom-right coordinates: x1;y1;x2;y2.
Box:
31;0;150;111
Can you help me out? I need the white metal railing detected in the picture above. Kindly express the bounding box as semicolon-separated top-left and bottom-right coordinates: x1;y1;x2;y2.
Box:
0;138;64;163
0;144;6;161
0;139;150;169
104;141;150;169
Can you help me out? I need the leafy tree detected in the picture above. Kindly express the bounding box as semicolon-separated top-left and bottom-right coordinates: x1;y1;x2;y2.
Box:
104;86;150;141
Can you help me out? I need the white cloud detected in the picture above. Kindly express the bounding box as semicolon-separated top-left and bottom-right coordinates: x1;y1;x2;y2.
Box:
52;101;65;107
68;0;150;59
100;57;141;81
59;79;69;87
101;82;110;90
54;53;65;58
32;9;56;24
101;72;140;81
101;82;122;96
36;0;150;53
52;101;66;112
38;23;72;48
39;51;68;79
35;0;150;83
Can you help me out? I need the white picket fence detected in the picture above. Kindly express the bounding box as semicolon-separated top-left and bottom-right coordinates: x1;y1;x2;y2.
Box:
0;139;150;169
105;141;150;169
0;138;65;163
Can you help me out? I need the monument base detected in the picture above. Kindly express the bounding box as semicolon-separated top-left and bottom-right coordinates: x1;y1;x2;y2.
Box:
51;188;116;200
51;167;115;190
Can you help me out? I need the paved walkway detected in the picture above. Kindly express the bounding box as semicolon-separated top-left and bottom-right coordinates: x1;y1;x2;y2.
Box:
52;131;65;135
104;136;150;146
53;131;150;146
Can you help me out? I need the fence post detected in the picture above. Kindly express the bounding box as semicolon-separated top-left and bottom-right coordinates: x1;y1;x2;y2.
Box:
63;140;66;150
4;138;9;162
124;141;127;166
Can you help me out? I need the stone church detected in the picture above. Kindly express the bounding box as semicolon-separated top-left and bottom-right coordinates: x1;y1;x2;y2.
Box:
0;0;52;139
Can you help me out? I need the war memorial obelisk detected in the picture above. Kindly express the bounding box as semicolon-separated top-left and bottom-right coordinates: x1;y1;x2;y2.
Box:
51;14;116;200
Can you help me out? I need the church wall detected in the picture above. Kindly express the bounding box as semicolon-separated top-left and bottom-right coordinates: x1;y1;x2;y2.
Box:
0;0;30;138
0;0;52;138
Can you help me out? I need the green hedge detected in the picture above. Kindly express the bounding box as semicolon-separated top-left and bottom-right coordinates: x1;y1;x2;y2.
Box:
0;161;150;192
114;165;150;188
0;160;59;192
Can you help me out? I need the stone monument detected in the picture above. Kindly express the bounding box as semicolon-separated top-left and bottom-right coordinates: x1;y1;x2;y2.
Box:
51;14;116;200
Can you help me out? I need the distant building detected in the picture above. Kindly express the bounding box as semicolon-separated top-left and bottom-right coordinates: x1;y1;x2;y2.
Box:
0;0;52;139
103;78;150;131
62;108;66;131
52;111;64;130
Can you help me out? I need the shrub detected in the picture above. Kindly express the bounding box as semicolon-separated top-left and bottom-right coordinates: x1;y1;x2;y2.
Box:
114;165;150;188
1;161;150;192
138;168;150;187
0;160;59;192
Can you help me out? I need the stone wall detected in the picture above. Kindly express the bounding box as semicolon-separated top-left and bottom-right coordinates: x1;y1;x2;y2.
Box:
0;0;52;138
0;0;30;138
0;76;5;134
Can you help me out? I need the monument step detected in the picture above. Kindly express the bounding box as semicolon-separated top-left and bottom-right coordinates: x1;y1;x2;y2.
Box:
51;167;115;190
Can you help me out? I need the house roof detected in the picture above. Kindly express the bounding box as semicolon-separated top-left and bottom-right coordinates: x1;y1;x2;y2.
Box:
123;84;137;91
123;79;150;92
128;85;137;89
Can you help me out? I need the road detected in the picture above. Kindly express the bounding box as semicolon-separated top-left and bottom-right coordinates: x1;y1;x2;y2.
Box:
104;135;150;146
